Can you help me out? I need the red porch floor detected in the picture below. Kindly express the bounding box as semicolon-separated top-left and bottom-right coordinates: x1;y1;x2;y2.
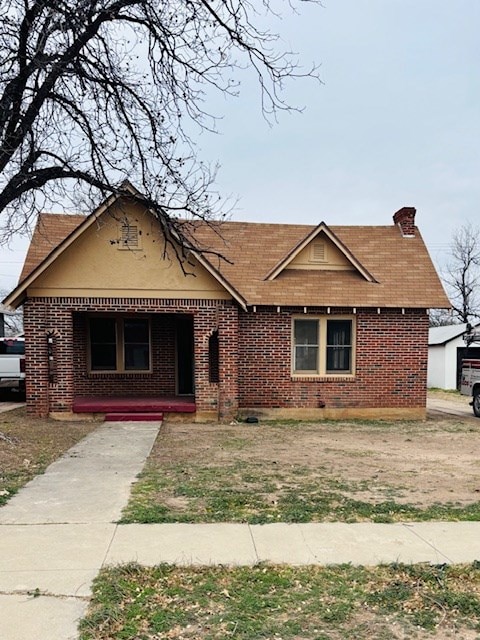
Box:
73;395;196;414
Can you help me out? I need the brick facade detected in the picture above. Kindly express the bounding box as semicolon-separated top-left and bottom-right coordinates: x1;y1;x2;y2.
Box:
23;297;239;418
238;307;428;410
23;296;428;419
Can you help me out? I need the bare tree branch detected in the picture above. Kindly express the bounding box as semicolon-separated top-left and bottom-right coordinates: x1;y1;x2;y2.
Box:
0;0;320;266
440;222;480;324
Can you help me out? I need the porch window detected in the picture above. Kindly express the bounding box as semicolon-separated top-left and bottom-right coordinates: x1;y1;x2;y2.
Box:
89;316;150;372
293;317;354;376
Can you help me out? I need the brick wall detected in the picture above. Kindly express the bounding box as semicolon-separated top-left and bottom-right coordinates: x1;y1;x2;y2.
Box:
23;296;428;418
238;307;428;409
23;297;231;417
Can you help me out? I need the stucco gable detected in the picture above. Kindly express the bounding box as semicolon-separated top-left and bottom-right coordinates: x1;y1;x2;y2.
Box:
263;222;376;282
27;201;233;300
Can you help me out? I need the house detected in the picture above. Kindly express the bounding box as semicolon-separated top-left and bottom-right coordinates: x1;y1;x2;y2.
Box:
3;188;449;420
428;323;480;390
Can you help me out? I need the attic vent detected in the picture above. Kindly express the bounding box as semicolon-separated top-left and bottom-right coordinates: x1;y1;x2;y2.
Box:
311;242;326;263
118;223;142;250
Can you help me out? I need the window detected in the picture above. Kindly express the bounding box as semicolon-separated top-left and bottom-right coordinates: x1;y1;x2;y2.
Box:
293;317;354;375
89;317;150;372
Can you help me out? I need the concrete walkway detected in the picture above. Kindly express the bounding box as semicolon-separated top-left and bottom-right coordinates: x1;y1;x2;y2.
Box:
0;421;161;640
0;399;26;413
427;394;475;419
2;413;480;639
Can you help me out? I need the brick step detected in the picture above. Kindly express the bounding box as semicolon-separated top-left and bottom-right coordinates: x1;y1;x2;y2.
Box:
104;412;164;422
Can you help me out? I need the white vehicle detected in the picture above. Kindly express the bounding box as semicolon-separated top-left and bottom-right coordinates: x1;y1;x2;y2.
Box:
0;335;25;393
460;326;480;417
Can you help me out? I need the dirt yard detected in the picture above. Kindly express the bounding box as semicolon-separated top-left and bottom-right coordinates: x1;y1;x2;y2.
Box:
168;416;479;506
122;399;480;523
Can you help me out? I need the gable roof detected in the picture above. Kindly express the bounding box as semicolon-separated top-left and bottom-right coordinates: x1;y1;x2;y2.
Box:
19;213;87;282
429;322;480;346
5;198;450;311
189;220;449;309
264;221;377;283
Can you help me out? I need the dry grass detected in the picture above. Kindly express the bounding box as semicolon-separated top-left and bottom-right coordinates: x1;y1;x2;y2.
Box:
80;562;480;640
0;406;97;505
122;414;480;524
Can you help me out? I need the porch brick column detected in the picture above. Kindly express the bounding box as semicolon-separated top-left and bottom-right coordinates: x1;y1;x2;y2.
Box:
23;300;74;416
47;307;75;414
218;304;239;420
193;308;218;417
23;299;49;417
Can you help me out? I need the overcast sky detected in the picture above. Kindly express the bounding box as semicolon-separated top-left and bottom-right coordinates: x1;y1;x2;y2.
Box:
1;0;479;294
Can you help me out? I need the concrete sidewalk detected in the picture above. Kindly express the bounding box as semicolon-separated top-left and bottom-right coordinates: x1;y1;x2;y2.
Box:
0;421;161;640
2;417;480;639
104;520;480;567
0;399;25;413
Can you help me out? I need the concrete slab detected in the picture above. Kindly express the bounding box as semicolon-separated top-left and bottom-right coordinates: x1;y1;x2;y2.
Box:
0;422;160;524
292;523;451;566
0;400;25;413
0;570;97;598
106;523;259;566
0;523;116;596
0;594;87;640
426;397;474;419
407;522;480;563
250;523;318;564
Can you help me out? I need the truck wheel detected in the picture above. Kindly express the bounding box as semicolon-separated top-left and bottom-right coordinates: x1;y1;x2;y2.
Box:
473;391;480;418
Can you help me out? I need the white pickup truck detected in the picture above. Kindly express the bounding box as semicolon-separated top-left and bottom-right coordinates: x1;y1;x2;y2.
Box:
0;335;25;393
460;326;480;417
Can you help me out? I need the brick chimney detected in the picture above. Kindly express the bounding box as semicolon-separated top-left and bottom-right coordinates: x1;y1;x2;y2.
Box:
393;207;416;237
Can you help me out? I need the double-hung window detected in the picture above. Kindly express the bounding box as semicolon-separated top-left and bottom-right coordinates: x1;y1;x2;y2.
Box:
293;317;354;375
89;316;151;372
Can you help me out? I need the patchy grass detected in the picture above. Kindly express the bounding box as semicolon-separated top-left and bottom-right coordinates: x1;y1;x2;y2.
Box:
0;407;97;505
121;460;480;525
121;417;480;525
428;388;462;395
428;388;469;404
79;562;480;639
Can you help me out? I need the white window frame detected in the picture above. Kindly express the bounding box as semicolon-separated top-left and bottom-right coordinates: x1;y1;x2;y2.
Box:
292;316;356;377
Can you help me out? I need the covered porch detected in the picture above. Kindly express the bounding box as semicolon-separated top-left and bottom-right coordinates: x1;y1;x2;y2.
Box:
23;299;239;420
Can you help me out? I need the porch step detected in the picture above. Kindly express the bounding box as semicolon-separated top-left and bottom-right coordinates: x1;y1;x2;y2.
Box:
73;396;195;414
104;412;164;422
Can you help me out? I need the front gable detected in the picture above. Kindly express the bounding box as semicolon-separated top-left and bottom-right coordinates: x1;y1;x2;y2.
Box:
24;200;233;301
286;230;355;272
264;222;376;283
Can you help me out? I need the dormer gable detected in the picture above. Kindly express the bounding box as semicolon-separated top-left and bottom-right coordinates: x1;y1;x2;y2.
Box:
264;222;377;283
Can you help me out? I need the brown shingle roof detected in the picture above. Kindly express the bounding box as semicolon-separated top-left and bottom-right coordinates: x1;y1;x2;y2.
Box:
17;212;450;309
20;213;86;282
190;221;450;308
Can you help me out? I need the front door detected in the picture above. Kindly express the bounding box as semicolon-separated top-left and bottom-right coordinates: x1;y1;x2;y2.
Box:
176;316;194;395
